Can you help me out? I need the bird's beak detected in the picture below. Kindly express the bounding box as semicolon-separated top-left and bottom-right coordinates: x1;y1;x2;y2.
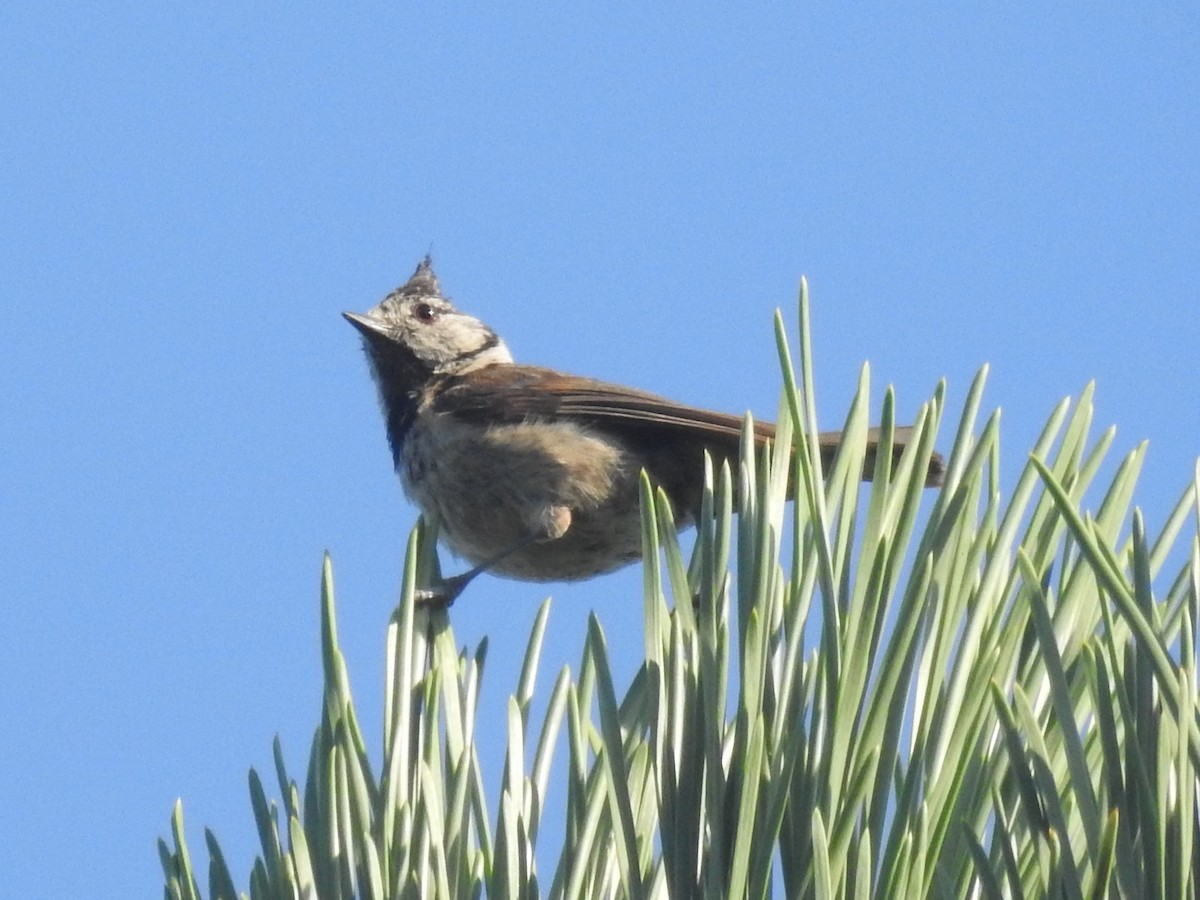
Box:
342;311;389;338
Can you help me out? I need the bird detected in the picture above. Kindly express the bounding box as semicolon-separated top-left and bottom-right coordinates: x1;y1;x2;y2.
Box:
344;257;944;603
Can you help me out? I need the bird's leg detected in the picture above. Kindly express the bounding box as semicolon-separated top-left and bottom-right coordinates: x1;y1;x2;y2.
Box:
414;537;536;605
414;505;572;606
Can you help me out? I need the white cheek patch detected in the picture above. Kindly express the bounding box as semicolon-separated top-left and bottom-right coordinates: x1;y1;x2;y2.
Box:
426;318;513;371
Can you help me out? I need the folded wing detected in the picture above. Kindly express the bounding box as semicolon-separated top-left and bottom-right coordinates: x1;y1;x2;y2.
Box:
433;365;943;510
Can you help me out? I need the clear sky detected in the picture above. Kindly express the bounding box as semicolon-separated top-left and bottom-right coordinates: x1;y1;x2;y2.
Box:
2;5;1197;896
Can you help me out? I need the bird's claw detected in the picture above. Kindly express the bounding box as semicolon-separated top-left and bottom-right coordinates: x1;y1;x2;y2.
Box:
412;572;474;607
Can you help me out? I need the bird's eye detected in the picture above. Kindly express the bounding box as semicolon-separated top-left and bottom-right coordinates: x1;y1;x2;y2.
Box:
413;303;439;323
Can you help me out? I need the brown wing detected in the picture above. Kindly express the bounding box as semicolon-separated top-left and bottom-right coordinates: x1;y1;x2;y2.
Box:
432;365;943;515
433;364;767;448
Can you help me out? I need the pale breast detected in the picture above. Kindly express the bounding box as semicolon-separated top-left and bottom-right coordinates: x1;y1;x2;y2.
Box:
400;412;645;580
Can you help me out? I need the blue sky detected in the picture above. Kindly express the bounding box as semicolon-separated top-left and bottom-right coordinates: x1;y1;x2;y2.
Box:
2;5;1198;895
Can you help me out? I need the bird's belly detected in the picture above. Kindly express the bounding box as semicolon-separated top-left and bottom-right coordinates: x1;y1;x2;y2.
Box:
482;507;645;581
401;417;645;581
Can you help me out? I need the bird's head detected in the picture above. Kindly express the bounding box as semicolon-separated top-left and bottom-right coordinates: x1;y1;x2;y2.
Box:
343;257;513;388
